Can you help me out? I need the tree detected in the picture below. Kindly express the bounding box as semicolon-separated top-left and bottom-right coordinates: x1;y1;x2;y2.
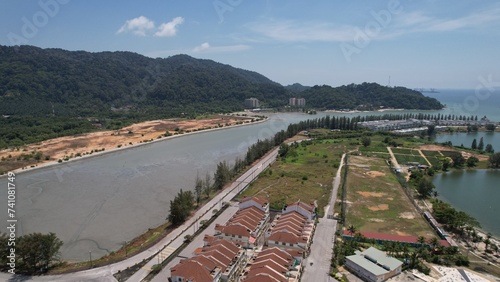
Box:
416;177;435;199
489;152;500;168
194;172;203;204
168;189;194;225
427;125;436;136
417;236;426;246
471;139;477;150
278;143;289;158
203;172;212;198
360;136;371;147
484;234;492;252
466;156;479;168
485;144;494;154
485;124;496;131
478;137;484;151
16;232;63;274
213;161;232;190
428;237;440;252
347;224;357;236
441;158;450;171
451;154;465;168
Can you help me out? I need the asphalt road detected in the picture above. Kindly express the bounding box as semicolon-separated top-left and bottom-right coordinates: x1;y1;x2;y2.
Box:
1;148;278;282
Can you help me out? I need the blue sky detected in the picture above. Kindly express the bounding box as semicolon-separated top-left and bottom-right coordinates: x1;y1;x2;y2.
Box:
1;0;500;89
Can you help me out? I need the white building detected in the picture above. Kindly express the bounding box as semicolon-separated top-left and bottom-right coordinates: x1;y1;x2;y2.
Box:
345;247;402;282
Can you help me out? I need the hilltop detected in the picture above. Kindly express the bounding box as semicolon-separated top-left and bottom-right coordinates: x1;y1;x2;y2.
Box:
300;83;444;111
0;45;443;148
0;45;286;117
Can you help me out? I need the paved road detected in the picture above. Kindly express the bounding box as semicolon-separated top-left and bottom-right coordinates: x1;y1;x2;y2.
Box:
301;153;345;282
1;149;279;282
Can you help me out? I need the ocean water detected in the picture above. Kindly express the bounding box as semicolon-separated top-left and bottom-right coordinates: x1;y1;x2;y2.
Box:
424;89;500;122
427;89;500;237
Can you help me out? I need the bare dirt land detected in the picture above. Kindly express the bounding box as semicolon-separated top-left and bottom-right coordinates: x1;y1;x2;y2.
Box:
345;155;435;237
418;144;489;161
0;114;260;173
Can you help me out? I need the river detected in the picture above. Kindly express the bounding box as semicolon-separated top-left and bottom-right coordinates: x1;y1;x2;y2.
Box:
0;89;498;260
433;170;500;237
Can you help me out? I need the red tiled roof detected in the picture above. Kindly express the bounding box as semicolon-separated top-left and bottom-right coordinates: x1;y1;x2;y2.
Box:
170;260;214;282
243;275;279;282
268;231;307;245
240;196;269;207
252;259;288;273
255;253;291;266
216;224;251;237
287;200;314;212
262;246;304;258
246;266;287;282
171;239;242;281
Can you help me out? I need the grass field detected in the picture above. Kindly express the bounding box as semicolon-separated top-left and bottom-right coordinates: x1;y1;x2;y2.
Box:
240;139;351;216
358;146;389;153
421;150;443;167
394;154;428;165
344;155;435;237
391;148;420;155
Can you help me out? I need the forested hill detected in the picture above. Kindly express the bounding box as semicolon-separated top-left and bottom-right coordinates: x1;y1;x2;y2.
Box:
0;45;286;117
301;83;444;110
285;83;310;93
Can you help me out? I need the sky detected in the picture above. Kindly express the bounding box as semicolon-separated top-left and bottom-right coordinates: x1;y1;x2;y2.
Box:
1;0;500;89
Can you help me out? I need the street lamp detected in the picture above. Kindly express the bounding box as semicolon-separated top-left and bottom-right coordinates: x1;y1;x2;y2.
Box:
89;250;92;268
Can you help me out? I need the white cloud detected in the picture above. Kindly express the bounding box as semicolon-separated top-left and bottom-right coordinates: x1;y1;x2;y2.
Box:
117;16;155;36
117;16;184;37
391;5;500;35
192;42;250;53
248;4;500;43
247;20;356;42
193;42;211;52
154;17;184;37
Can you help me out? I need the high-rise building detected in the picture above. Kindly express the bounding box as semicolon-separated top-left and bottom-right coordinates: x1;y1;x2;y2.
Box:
289;97;306;106
244;98;260;108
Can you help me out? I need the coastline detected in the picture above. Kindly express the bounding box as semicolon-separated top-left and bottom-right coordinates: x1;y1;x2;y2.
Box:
0;116;269;177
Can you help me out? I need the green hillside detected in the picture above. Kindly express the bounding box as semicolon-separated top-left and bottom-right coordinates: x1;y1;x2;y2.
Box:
301;83;444;110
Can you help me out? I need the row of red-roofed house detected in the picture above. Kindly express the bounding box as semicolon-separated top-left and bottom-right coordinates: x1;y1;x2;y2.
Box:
169;196;317;282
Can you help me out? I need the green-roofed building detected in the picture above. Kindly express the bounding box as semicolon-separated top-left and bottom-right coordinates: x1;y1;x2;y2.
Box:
345;247;402;282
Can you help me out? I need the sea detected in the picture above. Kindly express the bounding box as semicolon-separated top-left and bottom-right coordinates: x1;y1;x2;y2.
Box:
426;89;500;237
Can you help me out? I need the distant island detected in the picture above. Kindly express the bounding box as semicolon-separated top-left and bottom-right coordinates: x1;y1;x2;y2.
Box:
0;45;443;148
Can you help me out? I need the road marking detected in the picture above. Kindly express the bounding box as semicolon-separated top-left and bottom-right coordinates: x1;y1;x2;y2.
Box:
157;246;176;262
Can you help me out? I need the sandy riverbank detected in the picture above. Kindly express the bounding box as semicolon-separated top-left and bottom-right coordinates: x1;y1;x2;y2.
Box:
0;113;267;175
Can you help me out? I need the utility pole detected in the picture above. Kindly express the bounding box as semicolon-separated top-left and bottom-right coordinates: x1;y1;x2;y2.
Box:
89;250;92;268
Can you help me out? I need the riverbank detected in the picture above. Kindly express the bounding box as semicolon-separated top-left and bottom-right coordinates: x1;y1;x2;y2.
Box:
0;113;268;176
324;108;406;114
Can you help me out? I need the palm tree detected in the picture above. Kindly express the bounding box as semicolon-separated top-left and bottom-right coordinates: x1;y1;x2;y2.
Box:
483;237;491;253
347;224;357;237
428;237;440;253
417;236;426;246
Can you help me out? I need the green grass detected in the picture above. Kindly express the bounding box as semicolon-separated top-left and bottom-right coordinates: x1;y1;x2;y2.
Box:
358;146;389;153
441;150;462;158
394;154;428;165
420;151;442;167
344;156;435;237
421;150;442;157
391;148;420;155
240;140;349;217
